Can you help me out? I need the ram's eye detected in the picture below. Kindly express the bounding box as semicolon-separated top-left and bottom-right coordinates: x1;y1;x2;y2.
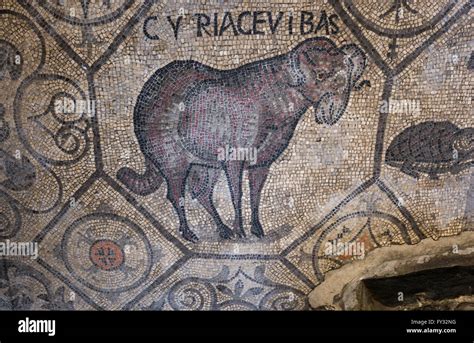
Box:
316;71;326;81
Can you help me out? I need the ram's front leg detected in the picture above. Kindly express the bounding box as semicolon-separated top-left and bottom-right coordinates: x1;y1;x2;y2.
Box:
248;167;269;238
223;161;246;238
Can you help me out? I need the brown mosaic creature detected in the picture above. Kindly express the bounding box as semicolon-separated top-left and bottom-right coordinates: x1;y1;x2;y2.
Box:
385;121;474;180
118;37;367;242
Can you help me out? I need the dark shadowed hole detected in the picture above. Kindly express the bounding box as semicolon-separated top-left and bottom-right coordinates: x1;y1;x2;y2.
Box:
362;265;474;309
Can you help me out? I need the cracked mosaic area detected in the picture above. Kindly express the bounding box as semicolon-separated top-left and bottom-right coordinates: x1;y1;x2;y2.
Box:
0;0;472;310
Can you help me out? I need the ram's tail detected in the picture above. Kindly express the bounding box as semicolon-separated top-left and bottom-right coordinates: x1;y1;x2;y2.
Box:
117;159;163;196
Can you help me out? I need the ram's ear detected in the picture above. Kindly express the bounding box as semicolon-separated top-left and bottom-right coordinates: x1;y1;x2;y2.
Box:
340;44;366;88
286;49;305;87
286;37;337;87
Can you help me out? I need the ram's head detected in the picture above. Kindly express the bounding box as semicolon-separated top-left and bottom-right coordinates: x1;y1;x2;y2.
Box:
287;37;367;125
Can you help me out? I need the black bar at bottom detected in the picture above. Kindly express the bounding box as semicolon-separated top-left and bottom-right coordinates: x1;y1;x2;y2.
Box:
0;311;472;340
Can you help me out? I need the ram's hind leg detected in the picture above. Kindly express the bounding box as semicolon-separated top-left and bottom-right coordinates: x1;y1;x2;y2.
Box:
189;167;234;239
163;166;199;243
223;161;246;238
248;167;269;238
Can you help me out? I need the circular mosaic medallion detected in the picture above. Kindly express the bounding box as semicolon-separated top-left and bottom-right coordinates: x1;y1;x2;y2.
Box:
37;0;134;26
61;213;153;293
89;239;125;271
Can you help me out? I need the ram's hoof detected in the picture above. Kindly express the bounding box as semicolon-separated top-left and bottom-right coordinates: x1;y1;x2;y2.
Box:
251;221;265;238
217;224;234;239
235;228;246;238
180;228;199;243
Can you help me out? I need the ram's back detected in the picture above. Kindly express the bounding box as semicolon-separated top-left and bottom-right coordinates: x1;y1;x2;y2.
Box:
132;55;289;164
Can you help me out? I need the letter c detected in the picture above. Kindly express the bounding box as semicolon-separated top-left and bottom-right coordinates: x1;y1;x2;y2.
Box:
237;11;252;35
144;16;160;40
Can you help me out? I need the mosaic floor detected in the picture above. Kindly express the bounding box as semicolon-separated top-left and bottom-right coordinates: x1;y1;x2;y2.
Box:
0;0;472;310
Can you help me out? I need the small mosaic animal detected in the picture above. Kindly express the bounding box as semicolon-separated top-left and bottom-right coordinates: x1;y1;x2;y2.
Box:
385;121;474;179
